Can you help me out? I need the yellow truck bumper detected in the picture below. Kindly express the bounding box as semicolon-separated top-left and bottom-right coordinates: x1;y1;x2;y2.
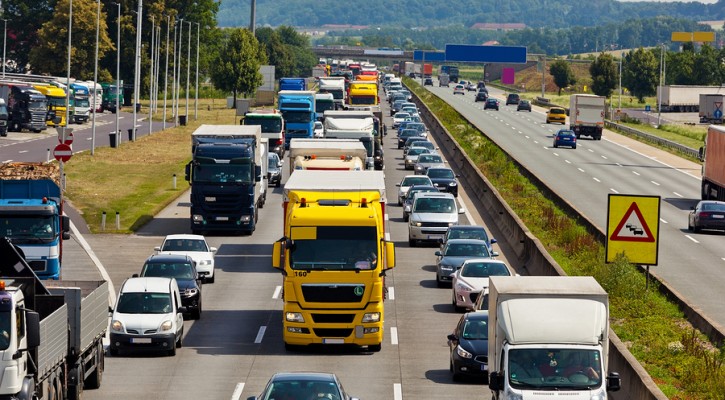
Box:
282;303;384;346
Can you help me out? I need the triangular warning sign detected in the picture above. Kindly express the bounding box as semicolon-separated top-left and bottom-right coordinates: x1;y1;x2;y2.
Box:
610;202;655;242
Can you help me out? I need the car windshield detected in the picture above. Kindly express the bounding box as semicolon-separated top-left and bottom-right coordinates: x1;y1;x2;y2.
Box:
412;141;433;150
402;177;431;187
401;130;422;138
460;261;510;277
142;262;196;280
448;228;489;242
116;292;172;314
161;239;208;252
551;108;566;115
445;243;491;257
264;379;341;400
394;112;410;119
408;148;430;156
289;226;377;270
462;319;488;340
407;123;426;132
428;169;454;179
418;155;442;163
414;197;455;213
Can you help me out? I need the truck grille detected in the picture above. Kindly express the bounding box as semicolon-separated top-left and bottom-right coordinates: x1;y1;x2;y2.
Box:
302;284;365;303
311;314;356;323
313;328;353;338
28;260;46;273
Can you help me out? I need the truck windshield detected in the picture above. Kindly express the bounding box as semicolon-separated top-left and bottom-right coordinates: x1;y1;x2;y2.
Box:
192;163;253;184
244;117;282;133
290;226;377;270
508;349;603;389
281;110;312;124
75;98;90;108
0;311;10;350
47;97;66;107
350;96;376;105
0;104;7;119
116;292;172;314
0;215;56;243
29;100;48;111
316;101;335;114
360;138;373;157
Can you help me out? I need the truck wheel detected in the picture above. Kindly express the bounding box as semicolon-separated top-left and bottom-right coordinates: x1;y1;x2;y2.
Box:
11;121;20;132
68;367;84;400
109;346;119;356
368;344;382;352
85;342;104;389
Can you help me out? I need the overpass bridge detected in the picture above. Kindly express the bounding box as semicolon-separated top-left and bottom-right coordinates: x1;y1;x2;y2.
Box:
311;46;414;61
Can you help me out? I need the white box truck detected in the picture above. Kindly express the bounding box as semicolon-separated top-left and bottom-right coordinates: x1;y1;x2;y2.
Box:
488;276;621;400
569;94;606;140
658;85;725;112
699;94;725;124
288;138;366;173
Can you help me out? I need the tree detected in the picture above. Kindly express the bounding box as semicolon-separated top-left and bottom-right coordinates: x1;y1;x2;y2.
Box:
549;60;576;96
622;48;658;103
209;28;265;104
256;27;294;79
692;44;720;85
28;0;114;78
589;53;618;97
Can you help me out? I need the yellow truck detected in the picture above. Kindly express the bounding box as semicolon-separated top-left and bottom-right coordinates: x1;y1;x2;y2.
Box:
272;170;395;352
32;84;70;127
347;81;378;106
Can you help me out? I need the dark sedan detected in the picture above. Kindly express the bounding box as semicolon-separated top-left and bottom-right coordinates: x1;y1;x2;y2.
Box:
426;167;459;197
688;200;725;233
483;98;499;110
398;129;426;149
247;372;359;400
474;90;488;102
448;311;490;382
553;129;577;149
139;254;202;320
517;100;532;112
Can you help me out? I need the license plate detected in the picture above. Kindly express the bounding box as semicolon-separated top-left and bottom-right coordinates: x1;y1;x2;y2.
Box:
131;337;152;344
482;365;488;371
428;235;443;240
713;215;724;219
323;338;344;344
216;216;229;221
563;137;571;141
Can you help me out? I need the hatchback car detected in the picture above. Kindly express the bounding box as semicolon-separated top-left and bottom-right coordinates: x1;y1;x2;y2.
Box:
688;200;725;233
466;82;477;91
408;192;464;246
474;90;488;102
267;153;283;187
404;147;432;170
451;259;512;312
483;98;499;110
155;234;218;283
506;93;520;105
397;175;434;205
517;100;532;112
414;153;446;175
546;107;567;124
435;239;493;287
553;129;577;149
391;99;406;115
138;254;203;319
441;225;498;256
426;167;459;197
248;372;359;400
406;140;436;154
402;185;439;222
424;77;434;86
448;311;490;382
453;84;466;95
392;112;411;128
398;129;426;149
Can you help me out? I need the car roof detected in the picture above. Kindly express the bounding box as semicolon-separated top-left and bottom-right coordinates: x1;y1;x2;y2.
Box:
164;234;206;241
145;254;194;263
427;167;453;173
121;277;173;293
446;238;490;245
464;310;489;320
557;130;575;135
270;372;337;382
461;258;508;266
448;225;487;232
416;192;455;199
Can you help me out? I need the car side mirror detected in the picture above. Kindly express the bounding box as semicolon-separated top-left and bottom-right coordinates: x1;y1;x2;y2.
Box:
446;334;458;342
491;251;500;257
178;306;188;314
489;371;504;391
691;206;696;210
434;251;442;256
210;246;218;253
154;246;161;252
458;208;466;214
490;238;497;244
132;273;139;278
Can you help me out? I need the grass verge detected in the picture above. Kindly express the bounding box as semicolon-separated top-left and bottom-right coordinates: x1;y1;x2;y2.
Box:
405;76;725;399
64;99;238;233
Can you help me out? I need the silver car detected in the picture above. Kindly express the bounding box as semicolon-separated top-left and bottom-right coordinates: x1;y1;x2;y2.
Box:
404;147;432;170
408;192;464;247
435;239;493;287
414;153;446;175
396;175;434;205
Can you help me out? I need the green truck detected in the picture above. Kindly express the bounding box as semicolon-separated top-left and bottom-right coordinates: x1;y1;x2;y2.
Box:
101;81;124;113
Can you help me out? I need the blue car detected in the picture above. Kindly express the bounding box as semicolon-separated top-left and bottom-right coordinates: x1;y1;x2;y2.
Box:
553;129;577;149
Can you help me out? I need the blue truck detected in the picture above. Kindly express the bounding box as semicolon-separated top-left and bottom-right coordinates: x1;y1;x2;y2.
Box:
185;125;267;235
279;77;306;91
278;90;316;149
0;176;70;279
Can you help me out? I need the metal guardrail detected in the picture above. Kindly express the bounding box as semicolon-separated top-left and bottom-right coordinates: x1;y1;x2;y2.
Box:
605;121;700;159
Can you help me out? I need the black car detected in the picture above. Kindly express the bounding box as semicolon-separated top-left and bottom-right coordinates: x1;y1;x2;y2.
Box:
483;98;499;110
448;311;489;382
517;100;532;112
424;77;434;86
426;167;459;197
474;91;488;102
506;93;520;105
138;254;202;320
267;153;282;187
374;140;385;170
688;200;725;233
398;129;426;149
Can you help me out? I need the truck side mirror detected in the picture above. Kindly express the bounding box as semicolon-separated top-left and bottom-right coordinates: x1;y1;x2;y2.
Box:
255;165;262;182
606;372;621;392
272;241;282;269
185;162;191;182
26;311;40;349
488;371;504;391
61;215;71;240
698;146;704;161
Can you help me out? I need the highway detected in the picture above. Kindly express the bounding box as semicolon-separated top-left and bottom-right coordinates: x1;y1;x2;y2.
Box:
424;84;725;329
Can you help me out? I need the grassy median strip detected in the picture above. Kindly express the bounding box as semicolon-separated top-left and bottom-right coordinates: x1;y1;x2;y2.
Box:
64;100;239;233
405;77;724;399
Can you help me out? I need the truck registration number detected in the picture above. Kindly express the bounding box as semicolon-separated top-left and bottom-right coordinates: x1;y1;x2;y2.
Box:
323;338;344;344
216;216;229;221
131;337;152;344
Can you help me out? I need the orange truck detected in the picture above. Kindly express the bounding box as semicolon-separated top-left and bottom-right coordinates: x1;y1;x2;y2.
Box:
423;63;433;77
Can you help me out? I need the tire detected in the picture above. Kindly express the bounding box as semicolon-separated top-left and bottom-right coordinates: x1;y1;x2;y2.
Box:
572;145;577;149
436;275;444;288
553;143;558;148
84;342;104;389
688;220;693;231
409;238;416;247
207;274;215;284
284;342;301;352
368;344;382;352
276;180;281;188
403;213;409;222
693;223;701;233
452;292;464;312
192;303;202;320
67;367;84;400
109;347;119;356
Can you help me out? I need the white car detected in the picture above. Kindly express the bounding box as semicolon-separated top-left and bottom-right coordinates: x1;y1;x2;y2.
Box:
392;112;411;128
314;121;324;138
396;174;434;205
451;259;513;312
155;234;218;283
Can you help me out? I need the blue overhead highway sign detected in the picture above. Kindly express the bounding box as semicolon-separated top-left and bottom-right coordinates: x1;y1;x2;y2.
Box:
413;50;446;62
445;44;527;63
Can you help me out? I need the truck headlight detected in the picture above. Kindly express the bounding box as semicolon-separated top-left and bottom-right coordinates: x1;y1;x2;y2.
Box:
111;320;124;332
456;345;473;359
286;312;304;323
192;214;204;222
362;312;380;323
449;182;457;186
239;215;251;223
160;320;174;332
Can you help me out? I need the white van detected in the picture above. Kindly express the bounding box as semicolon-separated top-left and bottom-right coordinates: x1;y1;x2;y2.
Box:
109;277;185;356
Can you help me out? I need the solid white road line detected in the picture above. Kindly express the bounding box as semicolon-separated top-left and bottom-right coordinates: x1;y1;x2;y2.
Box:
254;326;266;344
231;383;245;400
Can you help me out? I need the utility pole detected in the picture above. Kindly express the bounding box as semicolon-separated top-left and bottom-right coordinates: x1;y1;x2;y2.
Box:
163;15;170;130
91;0;100;155
132;0;143;141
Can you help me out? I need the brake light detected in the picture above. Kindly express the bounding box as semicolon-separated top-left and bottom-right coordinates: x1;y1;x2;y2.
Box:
699;212;710;218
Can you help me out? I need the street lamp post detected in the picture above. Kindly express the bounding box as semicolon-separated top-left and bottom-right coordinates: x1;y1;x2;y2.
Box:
114;2;120;144
132;0;143;141
186;20;191;121
194;22;199;120
163;15;170;130
149;15;154;135
176;18;183;126
657;44;664;126
91;0;100;155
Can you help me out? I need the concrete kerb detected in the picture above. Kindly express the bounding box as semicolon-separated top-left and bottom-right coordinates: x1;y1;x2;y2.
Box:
410;86;669;400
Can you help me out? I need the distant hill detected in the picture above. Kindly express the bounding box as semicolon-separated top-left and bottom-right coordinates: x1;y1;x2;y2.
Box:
218;0;725;29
